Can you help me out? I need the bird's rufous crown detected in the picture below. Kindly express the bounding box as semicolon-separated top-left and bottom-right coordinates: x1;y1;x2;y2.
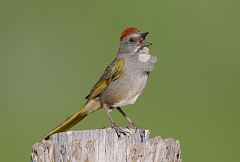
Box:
120;27;140;41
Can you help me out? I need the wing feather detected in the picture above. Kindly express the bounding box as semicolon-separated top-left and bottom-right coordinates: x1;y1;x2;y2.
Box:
85;59;124;101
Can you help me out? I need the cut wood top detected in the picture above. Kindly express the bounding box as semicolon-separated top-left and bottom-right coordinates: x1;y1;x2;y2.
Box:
32;128;181;162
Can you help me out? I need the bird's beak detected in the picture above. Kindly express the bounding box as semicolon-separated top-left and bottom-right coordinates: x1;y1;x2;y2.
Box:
140;32;152;47
144;42;153;47
141;32;149;39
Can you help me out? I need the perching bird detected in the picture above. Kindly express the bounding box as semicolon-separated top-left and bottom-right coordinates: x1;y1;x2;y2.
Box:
44;27;157;140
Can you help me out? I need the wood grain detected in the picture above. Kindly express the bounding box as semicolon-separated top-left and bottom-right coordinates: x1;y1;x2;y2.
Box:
32;128;181;162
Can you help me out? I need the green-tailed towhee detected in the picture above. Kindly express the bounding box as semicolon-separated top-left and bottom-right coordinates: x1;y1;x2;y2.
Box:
44;27;157;140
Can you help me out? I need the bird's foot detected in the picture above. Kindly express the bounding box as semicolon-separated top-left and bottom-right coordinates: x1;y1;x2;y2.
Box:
127;122;146;142
111;123;129;137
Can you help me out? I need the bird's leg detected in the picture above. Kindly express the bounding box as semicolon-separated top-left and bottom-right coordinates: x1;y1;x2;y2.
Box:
116;107;134;125
116;107;145;141
103;105;129;137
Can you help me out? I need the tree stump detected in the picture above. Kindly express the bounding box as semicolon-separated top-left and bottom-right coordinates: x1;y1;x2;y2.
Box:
31;128;181;162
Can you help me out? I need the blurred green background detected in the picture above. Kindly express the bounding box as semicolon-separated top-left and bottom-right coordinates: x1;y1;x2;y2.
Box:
0;0;239;161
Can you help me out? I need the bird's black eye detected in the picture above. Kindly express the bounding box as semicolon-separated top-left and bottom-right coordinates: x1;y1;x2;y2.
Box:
129;37;135;42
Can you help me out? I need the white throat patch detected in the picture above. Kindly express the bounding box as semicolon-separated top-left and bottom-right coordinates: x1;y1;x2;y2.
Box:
138;54;150;62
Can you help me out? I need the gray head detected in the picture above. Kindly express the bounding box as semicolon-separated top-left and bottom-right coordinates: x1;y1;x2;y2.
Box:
118;27;152;55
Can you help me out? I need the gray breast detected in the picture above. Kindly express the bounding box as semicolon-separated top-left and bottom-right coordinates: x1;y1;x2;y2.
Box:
101;54;157;107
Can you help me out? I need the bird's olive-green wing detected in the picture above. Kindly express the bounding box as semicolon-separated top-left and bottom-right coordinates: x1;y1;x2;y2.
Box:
85;59;125;101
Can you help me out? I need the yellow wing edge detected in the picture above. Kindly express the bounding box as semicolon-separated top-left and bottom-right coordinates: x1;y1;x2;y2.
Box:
85;59;125;101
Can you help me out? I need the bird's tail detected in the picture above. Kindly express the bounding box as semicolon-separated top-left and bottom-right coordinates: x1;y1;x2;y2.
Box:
43;97;101;140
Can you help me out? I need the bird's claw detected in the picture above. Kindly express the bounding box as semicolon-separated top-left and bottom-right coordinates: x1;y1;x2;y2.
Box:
127;122;139;129
111;123;129;137
127;122;146;142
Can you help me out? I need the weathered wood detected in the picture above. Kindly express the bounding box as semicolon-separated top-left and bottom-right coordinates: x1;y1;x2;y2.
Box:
32;128;181;162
